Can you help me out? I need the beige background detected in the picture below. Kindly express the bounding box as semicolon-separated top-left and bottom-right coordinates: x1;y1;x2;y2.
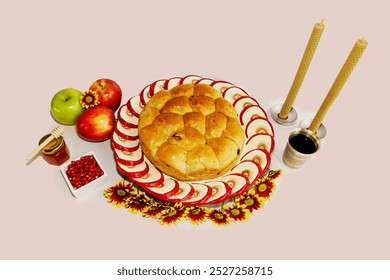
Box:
1;0;389;259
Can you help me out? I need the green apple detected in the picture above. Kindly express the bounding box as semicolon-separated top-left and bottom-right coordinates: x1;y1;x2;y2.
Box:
50;88;85;125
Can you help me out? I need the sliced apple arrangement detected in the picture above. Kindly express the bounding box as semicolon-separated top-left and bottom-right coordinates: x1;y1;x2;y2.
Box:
111;75;275;206
50;78;122;142
104;170;282;226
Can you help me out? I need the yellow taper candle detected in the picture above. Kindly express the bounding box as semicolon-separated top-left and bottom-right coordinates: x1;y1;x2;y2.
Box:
308;38;368;132
279;19;325;119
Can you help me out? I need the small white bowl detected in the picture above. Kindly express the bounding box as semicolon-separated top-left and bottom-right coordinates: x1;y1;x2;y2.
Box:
60;151;109;198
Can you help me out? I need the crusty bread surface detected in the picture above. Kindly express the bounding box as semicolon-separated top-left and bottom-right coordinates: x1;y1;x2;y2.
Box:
138;83;244;181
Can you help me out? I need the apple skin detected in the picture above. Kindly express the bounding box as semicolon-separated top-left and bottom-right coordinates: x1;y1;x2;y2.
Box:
89;78;122;111
75;106;115;141
50;88;85;125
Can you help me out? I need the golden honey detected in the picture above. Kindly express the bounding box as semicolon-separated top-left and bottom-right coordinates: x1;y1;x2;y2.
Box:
39;134;70;165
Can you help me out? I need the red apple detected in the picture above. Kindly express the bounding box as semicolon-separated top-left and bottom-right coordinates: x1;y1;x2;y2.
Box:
89;78;122;111
76;106;115;141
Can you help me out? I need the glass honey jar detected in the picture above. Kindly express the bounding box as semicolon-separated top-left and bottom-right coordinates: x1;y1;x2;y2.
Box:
38;134;70;165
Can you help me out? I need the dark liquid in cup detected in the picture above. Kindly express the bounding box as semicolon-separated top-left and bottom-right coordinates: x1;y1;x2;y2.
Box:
289;134;317;154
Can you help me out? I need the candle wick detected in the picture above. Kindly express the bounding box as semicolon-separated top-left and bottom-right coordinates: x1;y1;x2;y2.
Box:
358;37;368;46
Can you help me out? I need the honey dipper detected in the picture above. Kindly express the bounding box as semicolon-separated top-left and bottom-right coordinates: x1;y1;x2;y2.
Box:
26;126;64;162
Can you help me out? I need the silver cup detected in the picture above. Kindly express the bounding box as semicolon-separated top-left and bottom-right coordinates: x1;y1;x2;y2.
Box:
282;128;321;168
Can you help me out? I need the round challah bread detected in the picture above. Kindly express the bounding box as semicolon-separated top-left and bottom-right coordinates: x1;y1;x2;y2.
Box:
138;83;245;181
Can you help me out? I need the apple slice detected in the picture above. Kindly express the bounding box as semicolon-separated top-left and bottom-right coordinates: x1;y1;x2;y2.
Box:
117;104;138;128
126;95;144;118
245;117;274;138
222;86;250;104
203;180;232;205
233;95;261;116
146;177;180;200
181;182;213;206
222;172;250;198
114;121;139;140
244;133;275;154
163;77;182;90
113;145;144;166
210;80;235;94
140;84;153;106
239;104;267;126
111;131;139;152
149;79;167;96
230;159;262;187
118;117;136;131
116;160;150;178
241;148;271;173
179;75;203;85
130;164;164;188
194;77;215;85
168;182;195;202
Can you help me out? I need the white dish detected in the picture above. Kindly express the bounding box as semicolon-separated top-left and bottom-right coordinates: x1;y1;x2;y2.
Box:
60;151;109;198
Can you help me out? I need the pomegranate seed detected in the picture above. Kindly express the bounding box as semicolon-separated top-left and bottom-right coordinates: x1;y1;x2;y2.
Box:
65;154;103;189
